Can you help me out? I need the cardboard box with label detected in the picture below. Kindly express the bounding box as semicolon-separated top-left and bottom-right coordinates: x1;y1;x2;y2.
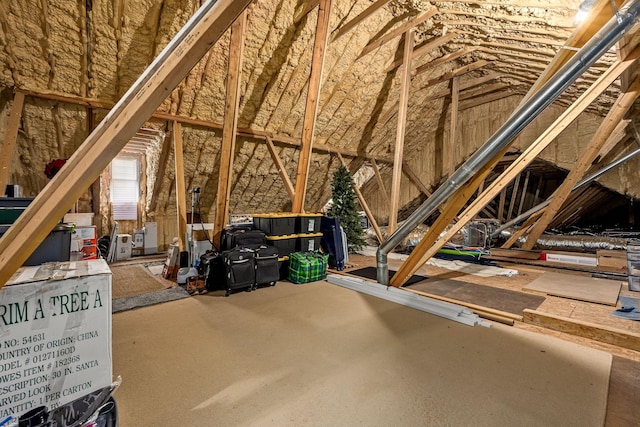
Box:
0;260;113;416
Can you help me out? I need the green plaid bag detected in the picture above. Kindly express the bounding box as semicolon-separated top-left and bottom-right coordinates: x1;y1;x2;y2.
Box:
288;251;328;284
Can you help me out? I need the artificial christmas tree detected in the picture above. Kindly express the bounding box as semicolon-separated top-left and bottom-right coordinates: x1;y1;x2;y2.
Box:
327;165;365;252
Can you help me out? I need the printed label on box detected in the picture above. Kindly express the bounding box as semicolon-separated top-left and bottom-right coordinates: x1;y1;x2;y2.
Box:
0;262;112;416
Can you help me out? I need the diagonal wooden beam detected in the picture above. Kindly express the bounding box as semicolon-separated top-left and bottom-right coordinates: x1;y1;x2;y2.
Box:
358;9;436;59
402;161;431;197
337;153;383;243
386;32;459;73
293;0;332;213
331;0;390;42
506;173;521;221
0;92;25;194
413;47;475;77
420;50;640;255
172;121;188;252
214;11;247;244
422;73;500;102
0;0;253;287
371;159;390;208
265;136;295;201
592;119;630;164
294;0;320;23
417;60;489;87
522;77;640;250
388;29;414;235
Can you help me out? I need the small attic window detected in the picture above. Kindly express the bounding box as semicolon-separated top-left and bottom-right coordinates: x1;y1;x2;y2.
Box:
111;157;140;220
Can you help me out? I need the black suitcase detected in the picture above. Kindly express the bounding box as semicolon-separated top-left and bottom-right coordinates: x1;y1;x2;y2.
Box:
208;249;255;296
320;216;346;271
254;245;279;288
221;226;266;250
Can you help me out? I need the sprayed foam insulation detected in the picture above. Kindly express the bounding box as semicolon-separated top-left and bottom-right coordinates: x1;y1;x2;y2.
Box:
1;0;640;237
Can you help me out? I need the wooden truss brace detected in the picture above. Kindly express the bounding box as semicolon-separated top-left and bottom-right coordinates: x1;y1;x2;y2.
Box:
0;0;253;287
447;76;460;176
371;159;390;207
358;9;436;59
331;0;391;42
0;92;25;194
422;73;500;102
214;11;247;243
387;46;640;287
148;129;172;212
337;153;383;243
413;47;476;77
388;29;414;235
172;121;188;252
386;32;460;73
292;0;332;213
265;136;295;200
418;60;490;87
294;0;320;23
521;77;640;250
402;162;431;197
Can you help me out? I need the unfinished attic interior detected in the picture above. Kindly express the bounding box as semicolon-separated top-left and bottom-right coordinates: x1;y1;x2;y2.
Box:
2;0;640;424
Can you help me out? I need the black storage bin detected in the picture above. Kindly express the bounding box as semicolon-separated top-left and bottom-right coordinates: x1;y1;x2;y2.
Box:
253;213;297;236
297;232;323;252
320;216;346;271
0;223;72;266
296;213;322;233
266;234;297;256
0;197;34;224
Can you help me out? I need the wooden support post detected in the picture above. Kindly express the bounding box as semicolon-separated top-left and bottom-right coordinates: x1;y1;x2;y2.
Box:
388;29;414;235
0;92;25;194
149;130;172;212
172;121;187;252
517;171;530;217
0;0;253;287
337;154;383;243
371;159;390;208
214;11;247;243
265;136;295;201
498;188;506;223
522;78;640;250
447;76;459;176
506;173;521;221
292;0;332;213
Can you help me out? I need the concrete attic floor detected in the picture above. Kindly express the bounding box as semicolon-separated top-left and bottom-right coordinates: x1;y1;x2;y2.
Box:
112;277;618;426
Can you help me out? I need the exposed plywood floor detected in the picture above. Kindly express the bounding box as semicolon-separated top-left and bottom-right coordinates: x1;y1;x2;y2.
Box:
112;280;612;426
345;254;640;361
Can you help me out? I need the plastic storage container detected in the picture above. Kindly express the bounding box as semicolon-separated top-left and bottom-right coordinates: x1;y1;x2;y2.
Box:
0;197;34;224
0;223;73;265
297;213;322;233
266;234;297;256
298;232;323;252
253;213;297;236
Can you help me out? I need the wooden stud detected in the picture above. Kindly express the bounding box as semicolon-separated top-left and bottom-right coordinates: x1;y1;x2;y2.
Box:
447;76;459;176
337;153;383;243
292;0;332;213
358;9;436;59
498;188;507;223
265;136;295;201
517;171;530;216
331;0;391;42
214;11;247;243
506;173;521;221
522;78;640;250
388;29;414;235
172;121;187;252
0;0;253;287
386;32;460;73
371;159;391;208
149;130;172;213
0;92;25;194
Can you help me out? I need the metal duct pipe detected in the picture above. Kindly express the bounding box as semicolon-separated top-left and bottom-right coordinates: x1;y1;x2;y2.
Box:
493;142;640;237
376;0;640;285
